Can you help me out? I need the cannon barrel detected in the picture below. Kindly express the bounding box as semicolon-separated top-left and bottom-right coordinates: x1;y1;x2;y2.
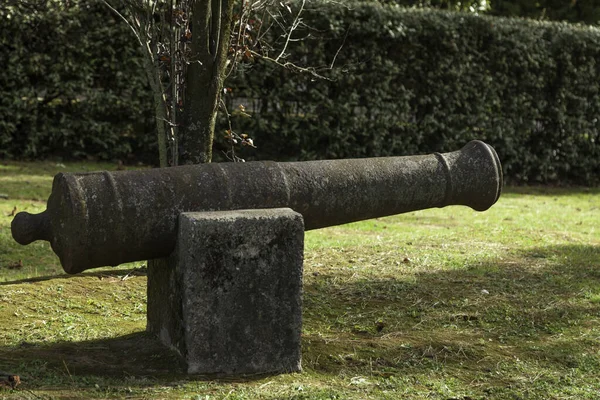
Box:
12;140;502;274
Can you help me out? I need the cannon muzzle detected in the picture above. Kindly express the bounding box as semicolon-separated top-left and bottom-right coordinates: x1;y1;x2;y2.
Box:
12;140;502;274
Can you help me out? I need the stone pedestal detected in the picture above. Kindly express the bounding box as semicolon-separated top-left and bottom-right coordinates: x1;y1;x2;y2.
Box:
147;208;304;376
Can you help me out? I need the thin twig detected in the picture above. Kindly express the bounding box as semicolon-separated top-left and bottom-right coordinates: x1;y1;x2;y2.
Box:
330;24;350;69
254;7;268;46
102;1;143;47
220;99;237;161
266;8;287;33
210;0;222;58
274;0;305;62
169;0;178;165
250;50;331;80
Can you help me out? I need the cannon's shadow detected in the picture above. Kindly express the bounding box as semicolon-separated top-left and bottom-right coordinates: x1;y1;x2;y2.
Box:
0;332;183;378
0;244;598;390
0;267;147;286
0;332;275;385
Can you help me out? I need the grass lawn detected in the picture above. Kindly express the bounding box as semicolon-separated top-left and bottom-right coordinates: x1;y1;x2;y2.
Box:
0;160;599;399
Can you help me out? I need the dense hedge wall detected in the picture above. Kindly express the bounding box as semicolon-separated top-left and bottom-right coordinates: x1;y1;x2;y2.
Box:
226;3;600;184
0;2;155;161
2;2;599;184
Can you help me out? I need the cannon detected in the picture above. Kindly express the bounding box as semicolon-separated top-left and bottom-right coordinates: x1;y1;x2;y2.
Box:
11;140;502;274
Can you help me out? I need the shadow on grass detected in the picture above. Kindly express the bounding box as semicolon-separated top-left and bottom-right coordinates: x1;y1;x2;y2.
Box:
302;244;600;379
0;267;147;286
0;331;276;389
0;244;598;394
0;332;183;379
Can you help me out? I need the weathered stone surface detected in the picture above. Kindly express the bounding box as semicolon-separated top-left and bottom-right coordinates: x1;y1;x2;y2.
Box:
11;141;502;273
147;208;304;376
146;256;183;357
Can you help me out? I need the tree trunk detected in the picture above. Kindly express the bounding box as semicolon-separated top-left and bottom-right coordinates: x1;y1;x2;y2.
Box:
180;0;234;165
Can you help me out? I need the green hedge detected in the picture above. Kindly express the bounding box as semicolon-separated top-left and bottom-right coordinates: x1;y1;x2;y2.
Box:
226;3;600;184
1;2;599;184
0;1;155;161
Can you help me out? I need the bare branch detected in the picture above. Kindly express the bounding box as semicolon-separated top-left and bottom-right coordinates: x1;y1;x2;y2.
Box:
254;7;268;45
210;0;222;58
271;0;306;63
266;8;287;33
330;24;349;69
249;50;331;81
102;1;143;47
169;0;179;166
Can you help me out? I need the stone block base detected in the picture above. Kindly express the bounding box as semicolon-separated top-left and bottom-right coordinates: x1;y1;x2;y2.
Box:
147;208;304;376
